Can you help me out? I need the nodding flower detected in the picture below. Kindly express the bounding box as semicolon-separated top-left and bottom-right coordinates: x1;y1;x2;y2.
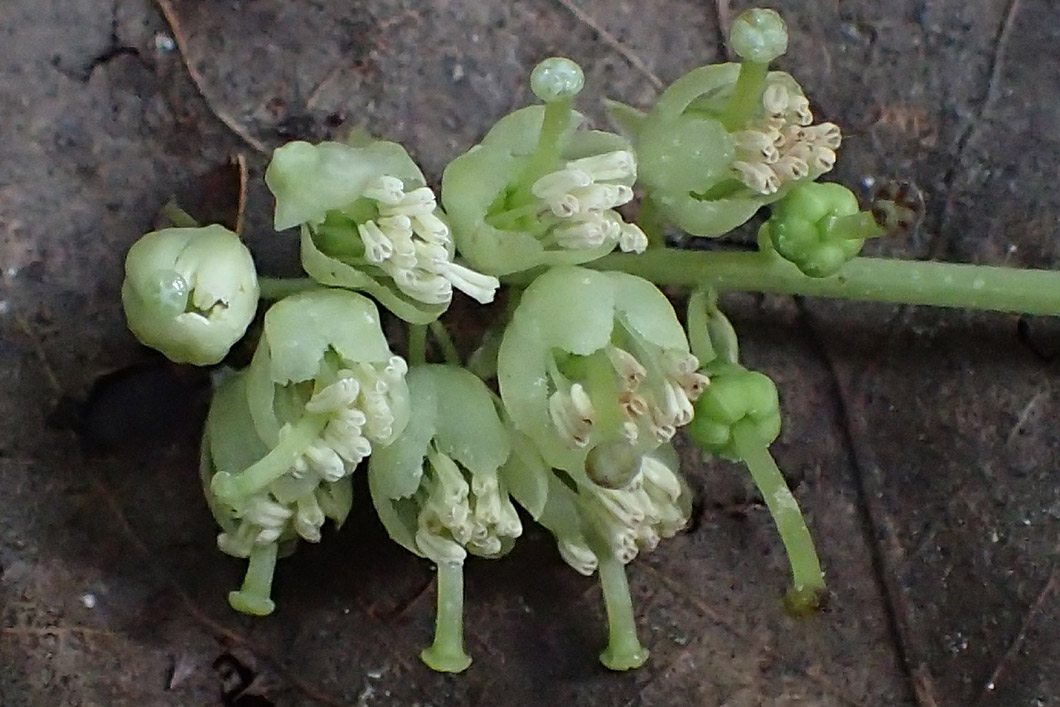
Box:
499;266;708;478
266;140;498;323
369;365;534;673
122;225;259;366
533;444;691;670
202;289;410;616
442;58;647;278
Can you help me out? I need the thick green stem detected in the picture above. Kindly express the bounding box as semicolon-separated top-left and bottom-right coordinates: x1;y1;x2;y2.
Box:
597;249;1060;316
258;276;320;300
211;413;328;503
721;60;768;131
429;320;462;367
731;421;825;613
228;541;279;616
597;554;649;670
420;561;472;673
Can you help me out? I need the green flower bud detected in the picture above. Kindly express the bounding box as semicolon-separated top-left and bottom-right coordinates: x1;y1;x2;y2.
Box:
763;181;872;277
498;267;708;475
442;60;648;277
687;365;780;460
266;140;498;323
122;225;258;365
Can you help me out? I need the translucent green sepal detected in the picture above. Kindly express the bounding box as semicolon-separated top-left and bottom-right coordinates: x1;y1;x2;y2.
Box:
260;288;395;384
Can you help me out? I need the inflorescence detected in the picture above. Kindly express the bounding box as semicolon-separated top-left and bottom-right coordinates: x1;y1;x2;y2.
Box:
119;8;1060;673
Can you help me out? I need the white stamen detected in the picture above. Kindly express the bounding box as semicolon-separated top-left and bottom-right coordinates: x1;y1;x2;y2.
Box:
558;538;598;575
733;130;781;164
607;346;647;388
306;375;361;413
363;176;406;205
295;492;326;542
553;220;609;249
762;83;790;116
435;260;500;304
469;535;502;556
531;168;592;201
415;528;467;564
618;222;648;253
773;156;810;181
804;122;842;149
412;212;451;244
569;183;633;211
790;96;813;126
380;186;436;217
357;221;394;264
303;441;347;482
641;455;682;503
733;161;780;194
566;150;636;181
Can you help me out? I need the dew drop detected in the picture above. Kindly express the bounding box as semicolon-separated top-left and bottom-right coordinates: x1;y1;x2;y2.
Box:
148;269;189;317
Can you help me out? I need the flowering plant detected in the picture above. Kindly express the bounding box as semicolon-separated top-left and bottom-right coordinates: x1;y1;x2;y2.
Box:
119;7;1060;673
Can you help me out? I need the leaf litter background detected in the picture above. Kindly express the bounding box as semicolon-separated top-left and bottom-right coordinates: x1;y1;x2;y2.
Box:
2;0;1059;705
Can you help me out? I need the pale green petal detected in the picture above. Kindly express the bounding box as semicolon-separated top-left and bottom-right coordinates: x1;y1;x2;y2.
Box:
427;366;511;473
267;140;426;230
262;288;393;384
499;430;550;520
368;372;436;499
607;271;690;352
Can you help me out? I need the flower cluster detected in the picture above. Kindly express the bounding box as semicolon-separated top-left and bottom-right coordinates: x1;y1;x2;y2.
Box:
117;6;864;675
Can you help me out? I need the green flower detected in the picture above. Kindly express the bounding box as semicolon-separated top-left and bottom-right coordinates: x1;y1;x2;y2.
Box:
201;289;410;616
122;225;258;365
210;288;410;526
534;444;690;670
442;58;648;277
266;140;498;323
368;365;544;672
607;9;841;237
498;266;708;476
200;371;354;616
